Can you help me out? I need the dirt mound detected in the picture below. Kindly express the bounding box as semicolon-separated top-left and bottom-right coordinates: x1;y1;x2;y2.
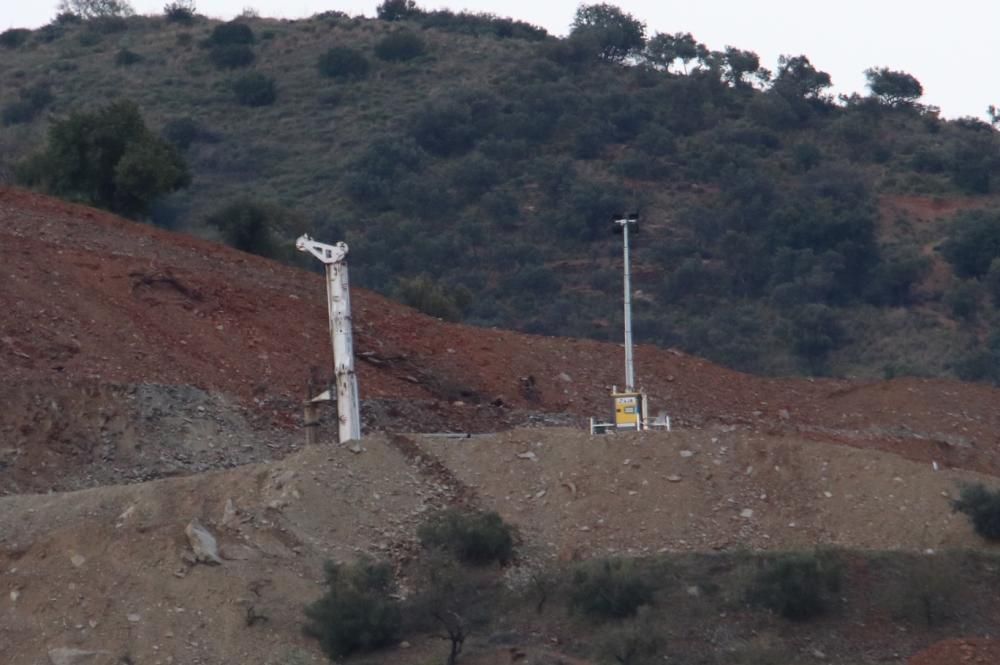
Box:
0;433;468;665
908;638;1000;665
2;427;997;665
422;427;995;557
0;428;1000;665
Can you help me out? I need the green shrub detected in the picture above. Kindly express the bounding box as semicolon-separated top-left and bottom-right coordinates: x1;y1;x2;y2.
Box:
374;30;426;61
232;72;276;106
210;44;255;69
2;101;37;126
598;607;662;665
78;30;102;46
569;559;656;620
392;274;471;320
417;509;515;565
749;553;840;620
54;11;82;24
17;99;189;218
376;0;420;21
952;483;1000;540
0;28;31;48
161;116;217;149
115;48;142;66
2;83;54;125
163;0;196;24
209;20;254;45
303;558;401;660
317;46;369;80
413;10;548;40
89;15;129;33
204;199;284;256
942;211;1000;278
945;280;980;322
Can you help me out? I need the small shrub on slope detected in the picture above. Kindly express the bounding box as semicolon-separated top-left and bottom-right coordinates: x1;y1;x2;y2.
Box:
418;509;515;565
303;558;401;660
953;483;1000;540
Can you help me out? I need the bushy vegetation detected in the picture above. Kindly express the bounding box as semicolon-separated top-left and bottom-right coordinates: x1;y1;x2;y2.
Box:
58;0;134;19
203;199;291;257
16;100;189;218
294;547;1000;665
232;72;276;106
5;2;1000;381
569;558;656;619
942;211;1000;278
210;44;255;69
2;84;54;126
208;20;254;45
393;274;471;321
376;0;547;39
163;0;196;24
115;48;142;66
161;116;217;150
0;28;31;49
952;483;1000;540
417;509;515;565
374;30;426;62
317;47;369;80
749;553;841;620
303;558;402;660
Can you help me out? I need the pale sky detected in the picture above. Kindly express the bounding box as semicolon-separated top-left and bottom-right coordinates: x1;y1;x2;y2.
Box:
2;1;994;119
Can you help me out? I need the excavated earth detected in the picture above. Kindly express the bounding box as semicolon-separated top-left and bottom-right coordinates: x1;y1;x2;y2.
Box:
3;187;1000;663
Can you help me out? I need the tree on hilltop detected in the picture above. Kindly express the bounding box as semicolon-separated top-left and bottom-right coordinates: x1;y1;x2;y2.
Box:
644;32;706;73
723;46;764;87
376;0;421;21
57;0;135;19
865;67;923;107
772;55;831;100
570;3;646;62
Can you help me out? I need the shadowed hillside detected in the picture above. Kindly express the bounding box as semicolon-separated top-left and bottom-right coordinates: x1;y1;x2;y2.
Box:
3;3;1000;381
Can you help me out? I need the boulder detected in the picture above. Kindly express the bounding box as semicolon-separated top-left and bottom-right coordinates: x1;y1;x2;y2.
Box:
185;519;223;565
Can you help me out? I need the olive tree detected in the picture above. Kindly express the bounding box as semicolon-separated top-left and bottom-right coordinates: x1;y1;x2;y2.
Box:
865;67;923;107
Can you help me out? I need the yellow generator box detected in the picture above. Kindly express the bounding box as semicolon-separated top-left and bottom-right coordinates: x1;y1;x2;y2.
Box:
613;391;641;429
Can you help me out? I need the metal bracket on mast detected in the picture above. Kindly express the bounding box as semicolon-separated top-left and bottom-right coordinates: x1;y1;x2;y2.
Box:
296;234;361;443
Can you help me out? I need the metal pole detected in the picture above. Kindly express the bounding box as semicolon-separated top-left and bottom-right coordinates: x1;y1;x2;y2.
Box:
622;221;635;392
327;261;361;443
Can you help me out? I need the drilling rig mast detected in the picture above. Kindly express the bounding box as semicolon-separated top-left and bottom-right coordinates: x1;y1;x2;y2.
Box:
296;234;361;443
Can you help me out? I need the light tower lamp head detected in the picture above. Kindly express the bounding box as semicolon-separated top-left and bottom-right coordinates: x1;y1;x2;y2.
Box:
296;234;349;264
611;212;640;233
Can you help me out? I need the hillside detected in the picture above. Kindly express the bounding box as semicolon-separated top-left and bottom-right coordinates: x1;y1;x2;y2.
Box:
3;6;1000;381
4;190;1000;663
6;185;1000;496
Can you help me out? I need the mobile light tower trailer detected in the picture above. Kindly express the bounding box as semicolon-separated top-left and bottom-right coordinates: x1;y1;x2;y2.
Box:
590;214;669;434
296;234;361;443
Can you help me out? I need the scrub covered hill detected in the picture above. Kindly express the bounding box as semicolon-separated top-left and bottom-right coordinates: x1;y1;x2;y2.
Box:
3;2;1000;380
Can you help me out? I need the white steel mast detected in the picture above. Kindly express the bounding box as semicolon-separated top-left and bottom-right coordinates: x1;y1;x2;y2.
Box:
614;215;638;392
296;234;361;443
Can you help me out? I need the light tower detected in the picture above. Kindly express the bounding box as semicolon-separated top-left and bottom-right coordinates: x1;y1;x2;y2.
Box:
296;234;361;443
609;214;647;430
614;214;639;392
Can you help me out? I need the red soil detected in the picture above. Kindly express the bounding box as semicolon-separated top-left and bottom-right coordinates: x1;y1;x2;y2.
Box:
908;638;1000;665
3;187;1000;477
